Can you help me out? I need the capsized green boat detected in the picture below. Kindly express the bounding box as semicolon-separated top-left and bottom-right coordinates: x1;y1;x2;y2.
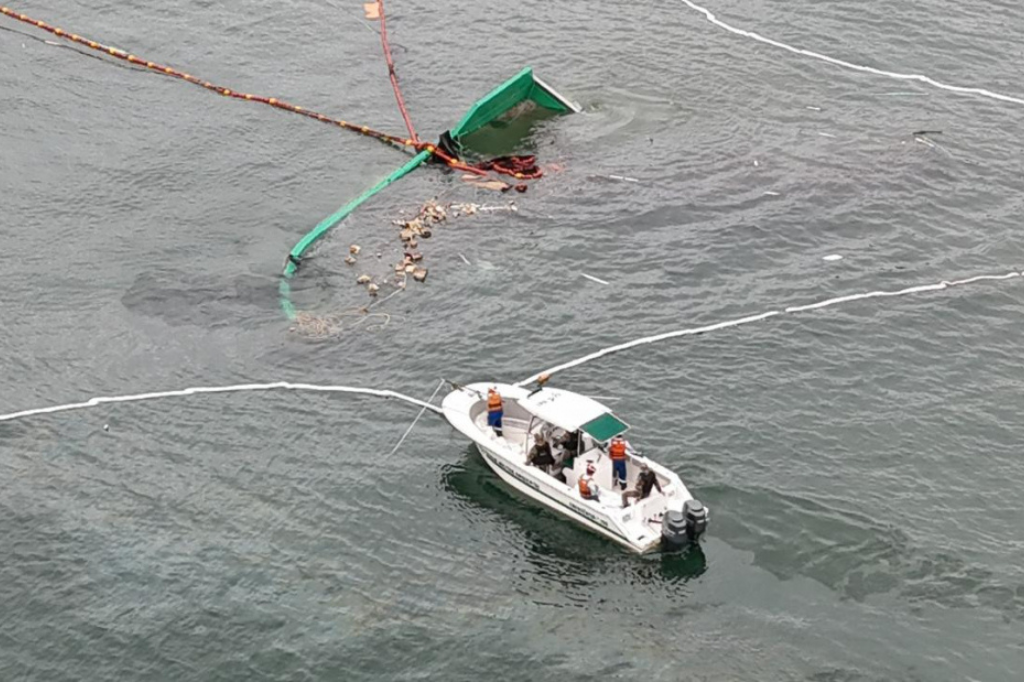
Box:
437;67;580;158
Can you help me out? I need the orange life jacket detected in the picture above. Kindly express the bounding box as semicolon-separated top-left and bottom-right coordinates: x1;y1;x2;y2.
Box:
487;390;502;413
578;476;593;498
609;438;627;460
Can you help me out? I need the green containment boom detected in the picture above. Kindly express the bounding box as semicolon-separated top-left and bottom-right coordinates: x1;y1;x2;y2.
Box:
279;67;579;320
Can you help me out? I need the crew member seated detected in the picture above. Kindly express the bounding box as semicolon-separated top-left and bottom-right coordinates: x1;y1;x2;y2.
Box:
527;433;556;471
578;462;599;501
621;458;663;507
553;430;580;483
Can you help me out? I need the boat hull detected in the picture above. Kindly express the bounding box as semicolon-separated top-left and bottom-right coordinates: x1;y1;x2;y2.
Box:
474;441;660;553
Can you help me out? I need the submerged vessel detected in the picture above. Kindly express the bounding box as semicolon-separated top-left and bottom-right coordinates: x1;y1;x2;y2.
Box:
442;380;708;553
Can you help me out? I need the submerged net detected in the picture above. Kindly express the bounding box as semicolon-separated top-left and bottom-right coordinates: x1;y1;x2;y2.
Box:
280;67;579;319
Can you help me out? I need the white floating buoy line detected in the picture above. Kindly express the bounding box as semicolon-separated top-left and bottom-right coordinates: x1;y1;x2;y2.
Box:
0;382;442;424
676;0;1024;107
514;269;1024;386
1;270;1021;426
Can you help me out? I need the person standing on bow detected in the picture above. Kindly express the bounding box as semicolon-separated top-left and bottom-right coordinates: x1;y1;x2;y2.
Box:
608;434;629;491
486;387;504;437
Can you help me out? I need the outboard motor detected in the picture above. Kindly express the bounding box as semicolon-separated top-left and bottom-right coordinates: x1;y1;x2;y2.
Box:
660;510;689;549
683;499;708;541
660;500;709;549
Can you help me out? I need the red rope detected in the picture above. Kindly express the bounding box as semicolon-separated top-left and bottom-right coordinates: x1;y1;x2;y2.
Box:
377;0;418;143
476;155;543;180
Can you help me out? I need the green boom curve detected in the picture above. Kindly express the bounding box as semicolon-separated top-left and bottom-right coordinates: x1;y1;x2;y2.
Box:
277;67;579;320
278;149;432;320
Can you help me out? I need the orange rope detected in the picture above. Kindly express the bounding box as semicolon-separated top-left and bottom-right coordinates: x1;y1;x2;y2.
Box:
422;144;490;177
1;5;528;185
0;5;415;150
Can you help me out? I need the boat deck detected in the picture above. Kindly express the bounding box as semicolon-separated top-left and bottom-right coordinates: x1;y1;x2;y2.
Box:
472;410;671;515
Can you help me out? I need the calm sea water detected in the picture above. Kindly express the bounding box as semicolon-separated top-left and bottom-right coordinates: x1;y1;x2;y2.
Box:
3;1;1024;680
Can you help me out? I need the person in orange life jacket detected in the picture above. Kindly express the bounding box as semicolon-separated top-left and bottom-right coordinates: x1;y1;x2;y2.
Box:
607;434;630;491
621;458;662;508
578;462;599;500
486;387;503;437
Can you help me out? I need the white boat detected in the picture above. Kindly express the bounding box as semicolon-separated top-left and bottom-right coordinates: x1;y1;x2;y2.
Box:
441;380;708;553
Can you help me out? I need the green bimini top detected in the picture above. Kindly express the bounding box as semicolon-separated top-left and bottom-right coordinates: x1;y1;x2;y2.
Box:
580;412;630;442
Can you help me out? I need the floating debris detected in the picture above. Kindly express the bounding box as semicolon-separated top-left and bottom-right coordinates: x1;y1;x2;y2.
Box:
367;283;380;295
581;272;609;285
291;310;392;338
350;244;361;255
344;255;356;265
473;201;516;212
823;254;843;262
357;274;372;284
453;202;518;214
607;174;640;183
465;179;509;191
420;200;447;222
373;197;519;290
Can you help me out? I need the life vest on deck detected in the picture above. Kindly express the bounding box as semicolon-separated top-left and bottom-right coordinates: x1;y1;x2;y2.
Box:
609;438;627;460
487;390;502;413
